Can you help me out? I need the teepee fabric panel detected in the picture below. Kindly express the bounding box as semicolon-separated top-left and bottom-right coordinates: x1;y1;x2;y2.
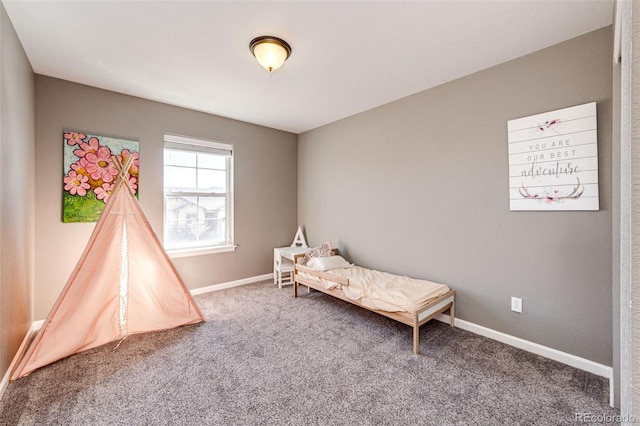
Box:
119;184;203;332
12;161;204;379
13;191;125;378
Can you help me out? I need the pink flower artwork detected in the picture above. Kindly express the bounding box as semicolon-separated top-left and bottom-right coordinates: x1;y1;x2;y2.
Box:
64;171;90;196
63;130;139;222
70;157;90;174
73;137;101;158
84;145;118;182
94;182;114;202
64;132;86;146
128;176;138;193
121;149;140;175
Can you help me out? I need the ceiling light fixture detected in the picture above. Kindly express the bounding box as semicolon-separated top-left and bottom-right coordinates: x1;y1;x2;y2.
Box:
249;36;292;73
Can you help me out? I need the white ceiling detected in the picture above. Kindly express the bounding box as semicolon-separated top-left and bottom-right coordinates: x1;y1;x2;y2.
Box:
3;0;614;134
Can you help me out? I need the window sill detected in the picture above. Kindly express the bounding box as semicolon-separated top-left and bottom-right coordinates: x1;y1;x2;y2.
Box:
167;244;237;259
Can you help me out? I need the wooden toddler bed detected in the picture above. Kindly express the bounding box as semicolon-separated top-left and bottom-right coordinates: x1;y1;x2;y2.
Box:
293;249;455;354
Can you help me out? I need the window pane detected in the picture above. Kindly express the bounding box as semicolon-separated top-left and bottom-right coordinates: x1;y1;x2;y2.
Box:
165;149;196;167
198;153;226;170
164;135;233;252
201;217;226;242
165;165;196;191
198;169;226;192
165;196;198;248
198;196;226;244
165;195;226;249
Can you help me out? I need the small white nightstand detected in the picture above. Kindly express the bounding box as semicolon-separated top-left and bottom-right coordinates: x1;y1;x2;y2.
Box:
273;246;311;288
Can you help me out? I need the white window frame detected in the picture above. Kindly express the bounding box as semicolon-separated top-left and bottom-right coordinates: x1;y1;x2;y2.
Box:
163;134;235;257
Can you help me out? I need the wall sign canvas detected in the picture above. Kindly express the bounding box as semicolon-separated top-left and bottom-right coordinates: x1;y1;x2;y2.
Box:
507;102;598;211
63;131;139;222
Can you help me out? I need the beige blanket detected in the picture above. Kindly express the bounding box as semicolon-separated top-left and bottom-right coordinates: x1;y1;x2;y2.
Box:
299;266;450;314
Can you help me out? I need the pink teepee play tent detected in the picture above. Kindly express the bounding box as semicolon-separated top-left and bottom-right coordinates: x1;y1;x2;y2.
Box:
12;156;204;379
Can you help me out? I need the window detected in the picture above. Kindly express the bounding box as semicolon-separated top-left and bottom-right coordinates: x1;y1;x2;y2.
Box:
163;134;234;255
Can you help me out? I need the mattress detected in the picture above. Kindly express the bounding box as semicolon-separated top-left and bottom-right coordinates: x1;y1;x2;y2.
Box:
298;265;450;314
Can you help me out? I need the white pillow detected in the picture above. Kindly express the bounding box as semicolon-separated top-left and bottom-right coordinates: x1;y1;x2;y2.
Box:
307;255;352;271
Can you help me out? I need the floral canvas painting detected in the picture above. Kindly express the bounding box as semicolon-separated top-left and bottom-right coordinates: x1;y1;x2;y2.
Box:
63;131;139;222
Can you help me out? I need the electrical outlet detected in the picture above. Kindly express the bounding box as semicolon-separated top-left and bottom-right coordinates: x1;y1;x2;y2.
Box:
511;297;522;313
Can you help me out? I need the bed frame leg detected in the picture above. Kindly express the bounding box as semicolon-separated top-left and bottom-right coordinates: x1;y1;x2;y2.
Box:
413;325;419;355
449;302;455;327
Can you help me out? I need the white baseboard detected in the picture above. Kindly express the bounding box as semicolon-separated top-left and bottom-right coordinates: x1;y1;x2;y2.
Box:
435;313;614;407
190;273;272;295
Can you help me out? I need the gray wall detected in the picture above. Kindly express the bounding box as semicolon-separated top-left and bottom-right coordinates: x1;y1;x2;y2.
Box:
298;27;614;365
0;3;35;380
34;76;297;319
